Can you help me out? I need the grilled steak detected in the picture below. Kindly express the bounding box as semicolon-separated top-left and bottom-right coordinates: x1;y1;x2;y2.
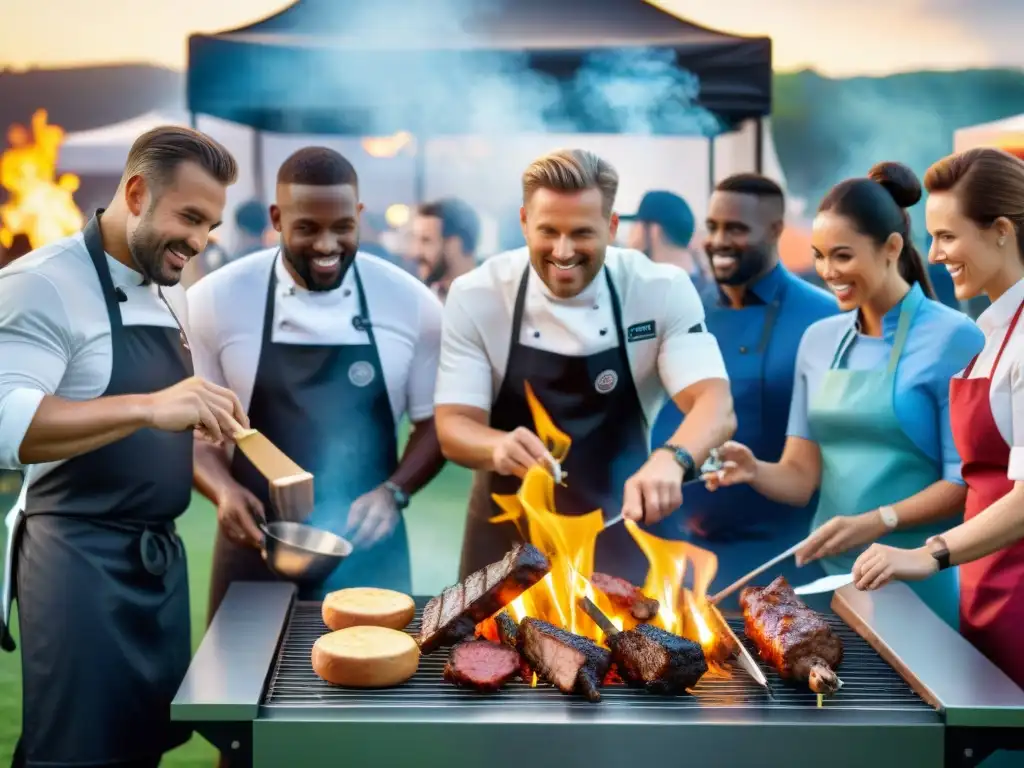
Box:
494;611;533;681
740;576;844;695
608;623;708;694
591;572;660;621
418;543;551;653
443;640;520;692
518;618;611;702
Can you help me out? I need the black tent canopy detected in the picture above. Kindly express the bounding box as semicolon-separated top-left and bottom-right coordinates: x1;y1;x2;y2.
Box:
188;0;771;137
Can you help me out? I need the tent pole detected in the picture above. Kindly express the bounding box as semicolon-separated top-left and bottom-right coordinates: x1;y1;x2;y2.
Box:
707;135;716;195
253;131;265;202
189;113;197;130
754;118;764;173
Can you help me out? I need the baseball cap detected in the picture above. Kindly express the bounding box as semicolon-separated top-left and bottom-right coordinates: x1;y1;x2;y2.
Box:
620;190;695;247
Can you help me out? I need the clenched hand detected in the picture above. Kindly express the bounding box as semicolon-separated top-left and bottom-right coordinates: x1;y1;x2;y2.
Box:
144;376;249;444
346;485;402;549
702;440;756;491
622;450;685;525
491;427;556;479
796;512;887;566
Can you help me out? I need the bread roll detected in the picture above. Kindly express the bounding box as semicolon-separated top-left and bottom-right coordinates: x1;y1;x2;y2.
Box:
321;587;415;631
312;626;420;687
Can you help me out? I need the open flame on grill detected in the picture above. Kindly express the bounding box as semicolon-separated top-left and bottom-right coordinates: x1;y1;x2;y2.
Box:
482;382;731;676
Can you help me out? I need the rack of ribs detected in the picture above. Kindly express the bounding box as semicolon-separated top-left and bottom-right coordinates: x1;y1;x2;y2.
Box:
417;543;551;653
739;576;844;695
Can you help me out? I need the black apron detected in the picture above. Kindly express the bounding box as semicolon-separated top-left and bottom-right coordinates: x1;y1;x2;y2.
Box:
208;255;408;620
459;266;653;585
11;212;194;766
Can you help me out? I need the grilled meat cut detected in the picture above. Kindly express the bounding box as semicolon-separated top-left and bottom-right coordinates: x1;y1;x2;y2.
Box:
418;543;551;653
443;640;520;692
591;572;660;621
608;623;708;694
494;611;533;681
740;576;844;695
518;618;611;702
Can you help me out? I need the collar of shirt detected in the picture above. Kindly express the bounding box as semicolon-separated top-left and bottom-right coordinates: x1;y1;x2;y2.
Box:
529;262;607;307
716;262;785;307
105;252;146;288
839;282;924;341
274;250;357;304
977;277;1024;336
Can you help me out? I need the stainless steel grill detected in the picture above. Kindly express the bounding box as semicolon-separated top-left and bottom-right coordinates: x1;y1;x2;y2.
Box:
172;581;1024;768
263;600;930;712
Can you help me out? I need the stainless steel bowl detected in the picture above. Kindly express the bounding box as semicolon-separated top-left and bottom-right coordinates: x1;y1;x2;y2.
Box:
259;521;353;584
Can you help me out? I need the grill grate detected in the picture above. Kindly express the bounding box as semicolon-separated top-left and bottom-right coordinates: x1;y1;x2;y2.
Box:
262;601;931;711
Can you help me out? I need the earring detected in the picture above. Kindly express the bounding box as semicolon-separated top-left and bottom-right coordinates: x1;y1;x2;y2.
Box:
999;237;1006;247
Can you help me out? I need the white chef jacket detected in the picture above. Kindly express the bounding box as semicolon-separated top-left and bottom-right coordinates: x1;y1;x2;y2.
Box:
956;276;1024;481
0;232;185;489
187;247;443;427
434;246;728;432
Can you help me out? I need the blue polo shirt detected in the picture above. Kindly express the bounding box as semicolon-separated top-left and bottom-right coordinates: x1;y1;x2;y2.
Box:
650;264;838;541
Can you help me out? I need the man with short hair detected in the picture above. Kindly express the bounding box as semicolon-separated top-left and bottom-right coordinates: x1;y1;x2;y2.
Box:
0;126;246;767
622;189;716;303
410;197;480;300
189;147;447;621
650;173;838;600
435;149;736;582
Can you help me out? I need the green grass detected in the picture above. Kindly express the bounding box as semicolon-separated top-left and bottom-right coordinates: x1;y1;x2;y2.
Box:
0;463;473;766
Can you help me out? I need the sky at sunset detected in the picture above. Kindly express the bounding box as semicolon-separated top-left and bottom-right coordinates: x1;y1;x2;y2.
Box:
1;0;1023;76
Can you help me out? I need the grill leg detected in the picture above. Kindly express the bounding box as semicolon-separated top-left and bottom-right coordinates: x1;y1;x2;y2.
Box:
190;722;253;768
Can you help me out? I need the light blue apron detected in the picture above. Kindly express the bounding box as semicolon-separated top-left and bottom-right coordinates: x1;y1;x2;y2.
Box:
808;287;959;628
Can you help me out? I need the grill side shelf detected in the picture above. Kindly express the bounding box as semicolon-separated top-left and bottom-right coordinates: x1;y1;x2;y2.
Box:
174;581;297;722
263;598;931;714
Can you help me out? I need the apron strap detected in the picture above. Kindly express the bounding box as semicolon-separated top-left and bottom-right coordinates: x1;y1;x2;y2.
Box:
82;210;125;335
262;254;279;346
350;262;378;347
829;322;858;369
885;286;923;376
604;268;630;357
990;298;1024;374
511;266;530;343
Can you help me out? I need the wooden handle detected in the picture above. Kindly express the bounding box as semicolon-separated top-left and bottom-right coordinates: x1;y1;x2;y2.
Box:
708;538;807;604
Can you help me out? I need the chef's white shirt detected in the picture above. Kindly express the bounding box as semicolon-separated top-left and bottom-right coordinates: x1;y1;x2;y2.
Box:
187;247;443;427
957;276;1024;481
435;246;728;431
0;231;186;486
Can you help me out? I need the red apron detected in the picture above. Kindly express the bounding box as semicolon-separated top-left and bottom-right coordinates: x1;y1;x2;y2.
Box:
949;298;1024;689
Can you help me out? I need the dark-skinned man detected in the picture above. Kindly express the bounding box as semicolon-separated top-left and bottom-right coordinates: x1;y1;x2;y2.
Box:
650;174;837;602
189;147;447;622
435;149;736;583
0;126;246;767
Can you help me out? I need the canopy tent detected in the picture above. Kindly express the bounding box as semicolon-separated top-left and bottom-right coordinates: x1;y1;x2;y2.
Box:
58;110;190;174
187;0;771;137
954;113;1024;160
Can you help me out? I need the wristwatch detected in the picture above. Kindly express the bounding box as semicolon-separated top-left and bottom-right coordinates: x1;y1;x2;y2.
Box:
384;481;410;511
656;444;697;483
927;535;951;571
877;504;899;531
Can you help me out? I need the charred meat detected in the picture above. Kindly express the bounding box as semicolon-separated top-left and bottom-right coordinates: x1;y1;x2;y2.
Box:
443;640;520;692
591;572;660;621
518;618;611;702
494;611;533;681
418;543;551;653
740;576;844;695
608;623;707;694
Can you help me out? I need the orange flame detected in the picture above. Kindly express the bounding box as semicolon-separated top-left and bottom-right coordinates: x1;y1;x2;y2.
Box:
488;381;726;669
0;109;84;250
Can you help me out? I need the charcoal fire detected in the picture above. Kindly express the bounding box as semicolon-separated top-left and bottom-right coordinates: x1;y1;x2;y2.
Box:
740;576;844;695
518;617;611;702
418;542;551;653
443;640;520;692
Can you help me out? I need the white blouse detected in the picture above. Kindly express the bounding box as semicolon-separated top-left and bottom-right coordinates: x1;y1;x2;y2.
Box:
958;277;1024;481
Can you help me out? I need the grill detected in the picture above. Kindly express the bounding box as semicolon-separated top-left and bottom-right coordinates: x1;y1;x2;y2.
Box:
263;601;928;713
172;581;1024;768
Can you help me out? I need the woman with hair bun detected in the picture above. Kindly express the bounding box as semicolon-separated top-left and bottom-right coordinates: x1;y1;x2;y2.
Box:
854;148;1024;693
706;162;984;627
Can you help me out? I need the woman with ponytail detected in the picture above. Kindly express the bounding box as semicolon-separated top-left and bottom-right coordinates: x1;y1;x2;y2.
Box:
705;162;984;627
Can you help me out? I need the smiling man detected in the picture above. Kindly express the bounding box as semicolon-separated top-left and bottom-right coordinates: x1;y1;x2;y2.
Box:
435;148;736;583
188;147;447;624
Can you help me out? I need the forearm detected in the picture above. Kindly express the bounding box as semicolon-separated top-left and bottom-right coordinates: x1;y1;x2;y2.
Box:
436;412;504;472
941;484;1024;566
388;418;447;495
751;459;818;507
666;389;736;467
193;441;237;505
18;393;151;464
891;480;965;530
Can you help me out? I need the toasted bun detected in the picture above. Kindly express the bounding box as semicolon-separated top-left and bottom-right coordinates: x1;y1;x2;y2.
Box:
311;626;420;687
321;587;415;632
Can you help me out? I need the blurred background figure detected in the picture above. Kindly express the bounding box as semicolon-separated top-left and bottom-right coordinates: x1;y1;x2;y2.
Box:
409;197;480;300
231;198;270;261
621;190;716;304
359;210;409;270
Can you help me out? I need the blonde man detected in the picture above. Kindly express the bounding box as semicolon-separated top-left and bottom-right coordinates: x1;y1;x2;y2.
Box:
434;149;736;581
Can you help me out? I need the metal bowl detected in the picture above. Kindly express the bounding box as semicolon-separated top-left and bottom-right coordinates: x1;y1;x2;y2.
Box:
259;521;353;584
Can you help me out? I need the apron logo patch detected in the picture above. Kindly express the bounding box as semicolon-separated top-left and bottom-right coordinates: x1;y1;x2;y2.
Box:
627;321;656;342
348;361;376;388
594;369;618;394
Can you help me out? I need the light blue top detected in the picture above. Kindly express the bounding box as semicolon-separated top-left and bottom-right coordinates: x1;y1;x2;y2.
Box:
786;284;985;484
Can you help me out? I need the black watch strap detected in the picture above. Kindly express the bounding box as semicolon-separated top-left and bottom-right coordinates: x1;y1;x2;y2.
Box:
384;481;410;510
929;536;951;571
658;444;697;482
